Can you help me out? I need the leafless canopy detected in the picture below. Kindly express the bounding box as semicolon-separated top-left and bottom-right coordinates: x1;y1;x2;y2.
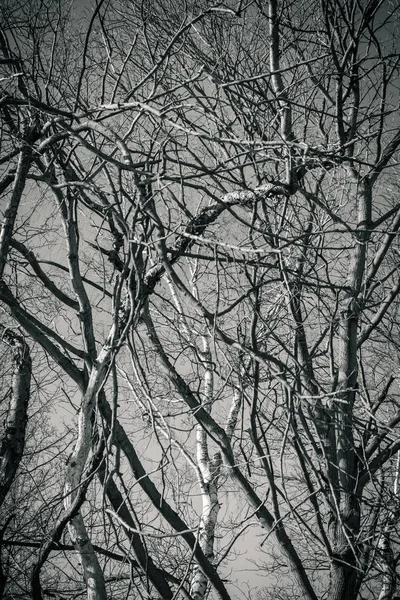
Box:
1;1;400;599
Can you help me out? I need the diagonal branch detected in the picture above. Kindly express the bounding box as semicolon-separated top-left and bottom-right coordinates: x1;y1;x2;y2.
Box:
142;304;318;600
10;239;79;310
0;280;84;384
30;438;105;600
370;128;400;186
97;391;231;600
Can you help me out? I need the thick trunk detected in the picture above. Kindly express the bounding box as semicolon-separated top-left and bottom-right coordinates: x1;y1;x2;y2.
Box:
64;339;115;600
67;513;106;600
329;561;359;600
0;329;31;507
0;331;31;598
0;127;34;517
327;316;361;600
190;473;220;600
328;180;371;600
0;134;33;279
328;497;361;600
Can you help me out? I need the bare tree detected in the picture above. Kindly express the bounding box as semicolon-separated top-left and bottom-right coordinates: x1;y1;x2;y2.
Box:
1;1;400;599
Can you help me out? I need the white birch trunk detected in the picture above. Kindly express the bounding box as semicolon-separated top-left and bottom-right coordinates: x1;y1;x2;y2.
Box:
190;337;221;600
190;474;221;600
190;389;240;599
167;278;238;600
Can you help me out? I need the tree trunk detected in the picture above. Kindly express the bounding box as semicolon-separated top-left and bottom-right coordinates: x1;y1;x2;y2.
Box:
0;329;31;507
328;180;371;600
64;338;116;600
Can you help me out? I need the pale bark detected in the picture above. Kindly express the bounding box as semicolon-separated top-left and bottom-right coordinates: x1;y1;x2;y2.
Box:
64;337;116;600
53;181;97;362
0;327;31;507
190;337;221;600
190;477;220;600
268;0;293;144
144;304;318;600
31;438;104;600
165;275;223;599
377;452;400;600
2;4;400;598
0;134;33;279
0;326;31;597
225;390;241;442
377;527;396;600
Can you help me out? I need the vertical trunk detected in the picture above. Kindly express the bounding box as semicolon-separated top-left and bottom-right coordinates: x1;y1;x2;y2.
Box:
67;513;106;600
328;179;371;600
377;451;400;600
98;389;232;600
0;329;31;597
64;340;115;600
0;330;31;507
190;337;221;600
377;525;396;600
0;125;33;512
190;467;221;600
329;312;360;600
145;303;317;600
268;0;293;143
0;133;33;279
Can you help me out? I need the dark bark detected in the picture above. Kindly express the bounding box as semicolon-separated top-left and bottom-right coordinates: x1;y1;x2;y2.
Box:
98;391;232;600
143;309;318;600
327;179;372;600
97;461;176;600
